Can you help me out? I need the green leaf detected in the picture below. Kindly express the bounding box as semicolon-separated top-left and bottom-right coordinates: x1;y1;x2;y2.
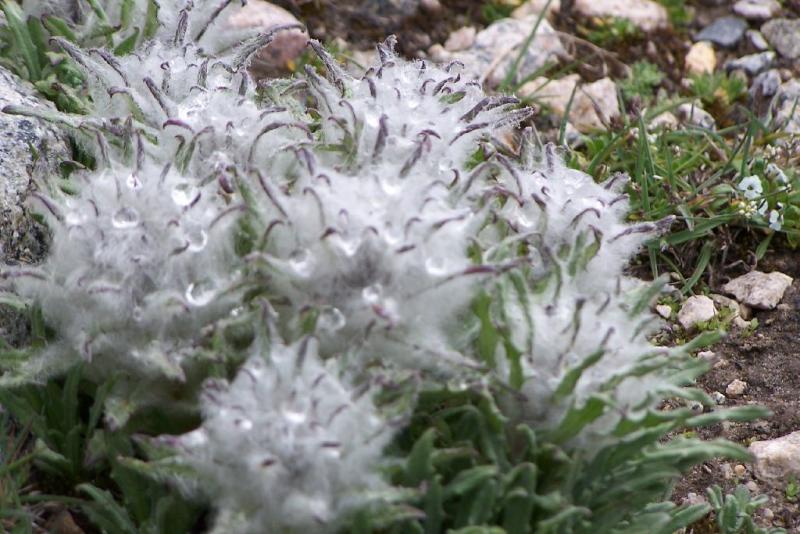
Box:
42;15;77;41
552;348;605;401
2;1;42;80
404;428;437;486
114;28;141;56
547;395;608;444
472;292;498;368
443;465;499;499
78;483;138;534
423;476;444;534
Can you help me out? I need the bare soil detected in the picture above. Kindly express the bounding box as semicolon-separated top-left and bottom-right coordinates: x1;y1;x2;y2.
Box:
673;249;800;531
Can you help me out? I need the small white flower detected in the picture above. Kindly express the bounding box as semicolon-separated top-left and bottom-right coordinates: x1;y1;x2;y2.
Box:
737;175;763;200
769;204;785;231
766;163;788;184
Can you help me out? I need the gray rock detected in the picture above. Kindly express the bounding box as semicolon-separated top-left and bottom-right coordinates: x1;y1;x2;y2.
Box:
750;431;800;486
725;378;747;397
573;0;668;32
677;295;717;330
677;102;716;130
223;1;308;78
0;67;70;264
749;69;781;100
722;270;793;310
438;15;565;88
746;30;770;51
694;16;748;48
762;18;800;59
709;293;742;318
773;79;800;135
724;51;775;76
733;0;781;20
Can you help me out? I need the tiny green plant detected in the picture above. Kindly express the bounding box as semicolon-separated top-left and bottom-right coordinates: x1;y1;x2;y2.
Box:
706;484;785;534
620;61;665;101
785;477;799;503
582;17;641;48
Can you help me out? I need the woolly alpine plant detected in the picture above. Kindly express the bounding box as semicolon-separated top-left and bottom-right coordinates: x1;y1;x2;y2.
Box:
3;158;240;387
168;334;394;533
242;37;530;374
0;1;770;532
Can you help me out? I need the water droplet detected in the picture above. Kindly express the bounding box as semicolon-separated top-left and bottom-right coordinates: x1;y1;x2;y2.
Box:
65;211;86;226
235;418;253;431
126;174;142;191
185;279;217;306
284;409;307;424
331;234;359;257
179;429;208;449
425;257;448;276
362;284;383;304
289;249;313;277
318;307;346;332
171;182;199;207
322;447;341;459
111;207;139;229
185;226;208;252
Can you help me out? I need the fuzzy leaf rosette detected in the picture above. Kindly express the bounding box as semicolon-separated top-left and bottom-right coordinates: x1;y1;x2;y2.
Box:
168;337;393;534
3;159;240;389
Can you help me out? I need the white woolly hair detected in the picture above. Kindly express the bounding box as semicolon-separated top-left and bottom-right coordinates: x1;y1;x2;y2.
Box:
173;337;392;534
245;39;531;375
9;159;241;384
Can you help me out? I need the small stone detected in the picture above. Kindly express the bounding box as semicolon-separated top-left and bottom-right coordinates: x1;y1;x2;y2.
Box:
738;303;752;319
733;0;781;20
677;102;716;129
678;295;717;330
724;51;775;76
520;75;619;132
732;316;752;330
449;15;565;87
726;378;748;397
709;293;742;318
750;431;800;485
420;0;442;12
648;111;679;130
683;492;707;506
712;391;727;404
224;1;308;77
734;464;747;477
722;271;793;310
574;0;668;31
750;69;782;101
655;304;672;319
762;508;774;521
698;350;717;362
694;16;748;48
512;0;561;19
572;77;620;132
688;400;704;413
444;27;477;52
762;18;800;59
685;41;717;75
773;79;800;135
721;462;735;480
746;30;770;51
745;480;759;493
